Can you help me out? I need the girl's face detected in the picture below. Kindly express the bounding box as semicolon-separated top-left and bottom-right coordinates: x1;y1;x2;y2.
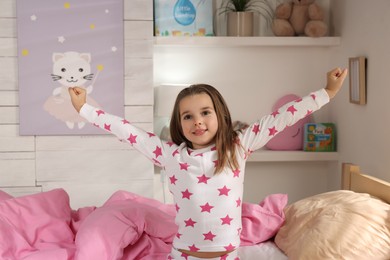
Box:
179;93;218;149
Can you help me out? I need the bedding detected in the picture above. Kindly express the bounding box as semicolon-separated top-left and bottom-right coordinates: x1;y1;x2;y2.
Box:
275;190;390;260
0;189;287;260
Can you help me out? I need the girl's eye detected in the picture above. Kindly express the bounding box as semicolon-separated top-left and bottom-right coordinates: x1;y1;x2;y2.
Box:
183;115;192;120
202;111;211;116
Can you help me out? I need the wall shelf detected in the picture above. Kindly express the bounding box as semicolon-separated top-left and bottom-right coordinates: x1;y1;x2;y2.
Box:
154;36;341;47
247;150;339;162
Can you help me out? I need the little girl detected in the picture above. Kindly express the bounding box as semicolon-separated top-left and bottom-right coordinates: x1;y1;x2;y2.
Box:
69;67;347;260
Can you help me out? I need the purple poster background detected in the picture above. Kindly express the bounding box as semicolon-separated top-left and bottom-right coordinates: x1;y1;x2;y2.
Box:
17;0;124;135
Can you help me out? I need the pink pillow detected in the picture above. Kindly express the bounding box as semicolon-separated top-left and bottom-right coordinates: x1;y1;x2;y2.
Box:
266;94;312;150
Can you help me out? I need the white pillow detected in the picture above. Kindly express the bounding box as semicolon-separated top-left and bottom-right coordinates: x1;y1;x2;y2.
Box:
275;190;390;260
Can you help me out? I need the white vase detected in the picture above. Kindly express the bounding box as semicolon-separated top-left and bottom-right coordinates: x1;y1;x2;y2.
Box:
227;12;254;37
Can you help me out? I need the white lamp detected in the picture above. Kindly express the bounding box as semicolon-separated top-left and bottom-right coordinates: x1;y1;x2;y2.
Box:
154;84;188;140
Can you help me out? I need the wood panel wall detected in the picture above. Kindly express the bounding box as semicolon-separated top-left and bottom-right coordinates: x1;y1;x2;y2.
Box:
0;0;154;208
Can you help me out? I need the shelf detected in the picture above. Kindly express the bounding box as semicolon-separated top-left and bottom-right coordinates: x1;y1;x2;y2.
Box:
154;36;341;47
247;150;339;162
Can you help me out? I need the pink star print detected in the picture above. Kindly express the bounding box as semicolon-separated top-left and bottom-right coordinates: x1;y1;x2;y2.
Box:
96;110;105;116
104;124;111;131
233;169;240;178
213;160;218;168
122;119;129;124
176;232;182;239
147;132;155;137
311;93;316;100
127;134;137;144
166;141;175;147
179;163;190;171
203;231;216;241
268;126;278;136
169;175;178;185
287;105;297;115
271;110;279;117
306;110;313;116
172;149;179;157
211;146;217;151
182;189;193;199
295;98;303;103
218;185;231;196
181;252;189;260
189;244;200;252
184;218;197;227
175;203;180;212
252;124;260;135
200;202;214;213
197;174;210;184
221;215;233;225
153;146;162;158
224;244;236;251
236;198;241;207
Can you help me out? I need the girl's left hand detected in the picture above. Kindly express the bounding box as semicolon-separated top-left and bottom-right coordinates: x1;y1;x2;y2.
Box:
325;67;348;99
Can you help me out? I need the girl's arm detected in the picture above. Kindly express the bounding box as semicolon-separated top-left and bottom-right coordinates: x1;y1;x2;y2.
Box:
68;87;172;167
239;67;347;153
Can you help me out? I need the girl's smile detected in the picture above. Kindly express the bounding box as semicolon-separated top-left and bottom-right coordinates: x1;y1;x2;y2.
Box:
179;93;218;149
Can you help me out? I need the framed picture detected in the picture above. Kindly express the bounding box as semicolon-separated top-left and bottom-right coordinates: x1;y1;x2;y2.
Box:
349;56;367;105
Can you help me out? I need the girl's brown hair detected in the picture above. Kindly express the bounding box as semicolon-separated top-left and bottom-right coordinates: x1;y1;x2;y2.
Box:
169;84;239;174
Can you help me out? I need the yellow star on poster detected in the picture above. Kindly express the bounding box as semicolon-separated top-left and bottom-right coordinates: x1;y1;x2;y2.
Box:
64;2;70;9
97;64;104;71
90;23;95;30
21;49;29;56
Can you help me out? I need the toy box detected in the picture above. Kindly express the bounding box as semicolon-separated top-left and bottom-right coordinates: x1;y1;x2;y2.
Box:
154;0;214;36
303;123;336;152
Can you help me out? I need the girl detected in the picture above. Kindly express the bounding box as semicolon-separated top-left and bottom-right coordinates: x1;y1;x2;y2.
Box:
69;67;347;260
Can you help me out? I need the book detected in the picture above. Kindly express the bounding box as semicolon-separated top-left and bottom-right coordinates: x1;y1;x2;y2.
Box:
154;0;214;37
303;123;336;152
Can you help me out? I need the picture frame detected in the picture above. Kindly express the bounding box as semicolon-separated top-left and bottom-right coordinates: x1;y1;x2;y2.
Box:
349;56;367;105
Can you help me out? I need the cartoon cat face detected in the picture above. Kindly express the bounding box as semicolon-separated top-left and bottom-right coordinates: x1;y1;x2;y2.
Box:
51;51;93;87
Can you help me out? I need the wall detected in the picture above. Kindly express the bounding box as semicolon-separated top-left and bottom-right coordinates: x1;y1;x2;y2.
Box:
327;0;390;187
0;0;154;208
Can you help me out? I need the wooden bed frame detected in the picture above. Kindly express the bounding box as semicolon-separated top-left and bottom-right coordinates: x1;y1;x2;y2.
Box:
342;163;390;203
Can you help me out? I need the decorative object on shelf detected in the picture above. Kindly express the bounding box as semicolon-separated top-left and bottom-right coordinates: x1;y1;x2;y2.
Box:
218;0;274;36
154;84;188;141
349;56;367;105
272;0;328;37
265;94;312;151
154;0;214;37
303;123;336;152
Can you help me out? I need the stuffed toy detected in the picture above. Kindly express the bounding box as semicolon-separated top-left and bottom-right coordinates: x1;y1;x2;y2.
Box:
265;94;312;150
272;0;328;37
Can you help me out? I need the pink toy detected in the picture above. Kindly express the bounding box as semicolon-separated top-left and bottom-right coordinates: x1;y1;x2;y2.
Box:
265;94;312;150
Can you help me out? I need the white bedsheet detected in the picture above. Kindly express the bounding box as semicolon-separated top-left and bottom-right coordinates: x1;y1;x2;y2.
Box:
238;241;287;260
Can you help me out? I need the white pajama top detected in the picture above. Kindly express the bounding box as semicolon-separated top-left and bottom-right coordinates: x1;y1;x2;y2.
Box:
79;88;329;253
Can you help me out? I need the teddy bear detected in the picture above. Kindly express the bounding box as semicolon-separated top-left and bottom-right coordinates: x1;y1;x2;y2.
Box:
272;0;328;37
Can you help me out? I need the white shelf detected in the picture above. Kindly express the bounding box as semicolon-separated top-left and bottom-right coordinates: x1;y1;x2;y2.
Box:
247;150;339;162
154;36;341;47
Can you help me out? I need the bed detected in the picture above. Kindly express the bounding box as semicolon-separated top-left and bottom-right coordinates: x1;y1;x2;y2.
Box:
0;163;389;259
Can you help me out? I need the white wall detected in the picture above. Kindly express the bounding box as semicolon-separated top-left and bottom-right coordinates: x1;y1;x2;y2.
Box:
0;0;155;209
328;0;390;187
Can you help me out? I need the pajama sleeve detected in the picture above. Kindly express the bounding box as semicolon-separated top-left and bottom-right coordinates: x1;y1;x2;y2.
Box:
238;88;330;153
79;104;171;167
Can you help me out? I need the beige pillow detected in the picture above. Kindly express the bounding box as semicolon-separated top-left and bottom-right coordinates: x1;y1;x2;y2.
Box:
275;190;390;260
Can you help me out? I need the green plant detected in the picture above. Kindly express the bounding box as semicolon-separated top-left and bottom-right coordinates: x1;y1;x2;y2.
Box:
218;0;274;24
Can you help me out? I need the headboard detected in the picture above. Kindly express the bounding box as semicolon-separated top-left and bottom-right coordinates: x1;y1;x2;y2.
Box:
342;163;390;204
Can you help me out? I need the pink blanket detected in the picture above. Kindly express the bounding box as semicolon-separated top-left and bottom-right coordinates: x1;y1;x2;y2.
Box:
0;189;286;260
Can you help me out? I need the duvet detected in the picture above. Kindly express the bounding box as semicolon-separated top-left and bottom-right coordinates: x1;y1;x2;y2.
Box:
0;189;286;260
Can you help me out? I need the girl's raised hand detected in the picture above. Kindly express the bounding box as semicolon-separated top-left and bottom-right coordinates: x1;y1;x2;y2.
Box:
325;67;348;99
68;87;87;113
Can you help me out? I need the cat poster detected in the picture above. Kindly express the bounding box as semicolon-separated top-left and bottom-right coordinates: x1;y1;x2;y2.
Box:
17;0;124;135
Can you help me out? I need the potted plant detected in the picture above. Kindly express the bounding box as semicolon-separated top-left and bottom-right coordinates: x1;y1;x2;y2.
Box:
218;0;274;36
